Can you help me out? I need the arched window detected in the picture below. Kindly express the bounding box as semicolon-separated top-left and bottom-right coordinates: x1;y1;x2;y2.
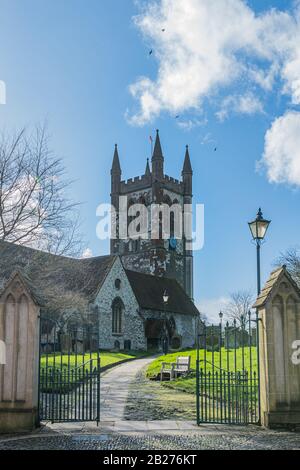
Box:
138;195;146;206
163;194;172;206
170;211;175;238
112;298;124;335
159;211;163;240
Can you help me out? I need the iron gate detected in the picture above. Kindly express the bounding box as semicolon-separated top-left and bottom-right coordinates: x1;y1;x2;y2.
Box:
38;317;101;424
196;312;260;425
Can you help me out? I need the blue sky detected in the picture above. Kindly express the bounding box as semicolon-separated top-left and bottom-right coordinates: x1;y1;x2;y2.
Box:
0;0;300;320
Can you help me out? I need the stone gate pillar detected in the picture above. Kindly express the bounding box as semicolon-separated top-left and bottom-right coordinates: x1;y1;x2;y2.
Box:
0;273;40;433
254;265;300;429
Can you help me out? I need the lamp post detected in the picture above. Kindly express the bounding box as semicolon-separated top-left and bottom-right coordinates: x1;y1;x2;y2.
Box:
248;208;271;295
163;290;169;355
248;208;270;426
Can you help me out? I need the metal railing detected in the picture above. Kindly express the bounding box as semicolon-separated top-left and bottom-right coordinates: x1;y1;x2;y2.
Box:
38;318;101;424
196;313;260;425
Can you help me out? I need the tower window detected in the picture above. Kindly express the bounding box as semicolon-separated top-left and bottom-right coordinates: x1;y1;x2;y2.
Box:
159;212;163;240
112;298;124;335
170;211;175;238
115;279;121;289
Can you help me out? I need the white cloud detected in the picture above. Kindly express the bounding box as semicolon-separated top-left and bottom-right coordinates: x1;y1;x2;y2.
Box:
197;296;230;324
248;63;279;92
200;132;215;146
128;0;300;125
216;93;264;121
177;117;208;131
260;111;300;187
81;248;93;259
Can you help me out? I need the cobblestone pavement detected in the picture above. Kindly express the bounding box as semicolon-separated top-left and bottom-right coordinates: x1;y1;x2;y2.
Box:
0;429;300;450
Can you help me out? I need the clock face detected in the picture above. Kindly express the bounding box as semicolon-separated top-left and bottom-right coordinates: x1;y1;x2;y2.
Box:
169;237;177;250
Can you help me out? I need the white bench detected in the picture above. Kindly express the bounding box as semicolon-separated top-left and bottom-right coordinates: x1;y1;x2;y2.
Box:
160;356;191;381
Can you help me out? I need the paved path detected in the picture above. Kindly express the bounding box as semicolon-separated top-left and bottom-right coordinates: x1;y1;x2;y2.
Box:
100;356;155;422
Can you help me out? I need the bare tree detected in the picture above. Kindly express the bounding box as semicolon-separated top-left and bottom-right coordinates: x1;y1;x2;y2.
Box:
0;241;100;322
224;290;255;326
0;125;84;256
275;247;300;287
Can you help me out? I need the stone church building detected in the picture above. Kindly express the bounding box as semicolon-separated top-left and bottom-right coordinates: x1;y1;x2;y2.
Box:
0;131;199;351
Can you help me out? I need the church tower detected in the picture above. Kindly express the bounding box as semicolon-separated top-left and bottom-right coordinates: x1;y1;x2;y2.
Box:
110;131;194;299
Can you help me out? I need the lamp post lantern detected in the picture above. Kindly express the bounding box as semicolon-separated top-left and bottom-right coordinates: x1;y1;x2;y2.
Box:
248;208;271;295
163;290;169;305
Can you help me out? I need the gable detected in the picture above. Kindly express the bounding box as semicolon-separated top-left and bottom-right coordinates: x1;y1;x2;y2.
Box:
253;265;300;309
0;272;37;306
95;257;139;313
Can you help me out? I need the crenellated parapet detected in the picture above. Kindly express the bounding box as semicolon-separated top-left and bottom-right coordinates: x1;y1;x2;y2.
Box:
163;175;184;195
119;175;184;196
120;174;152;194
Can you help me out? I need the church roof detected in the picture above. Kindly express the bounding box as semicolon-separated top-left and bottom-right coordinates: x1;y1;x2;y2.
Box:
125;269;199;316
0;240;115;314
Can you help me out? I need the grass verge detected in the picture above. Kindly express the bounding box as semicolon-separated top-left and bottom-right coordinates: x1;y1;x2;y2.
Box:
146;347;258;394
40;350;149;392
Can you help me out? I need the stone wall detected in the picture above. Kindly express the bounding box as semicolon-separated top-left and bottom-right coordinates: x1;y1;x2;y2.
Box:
95;258;146;351
95;257;196;352
256;267;300;429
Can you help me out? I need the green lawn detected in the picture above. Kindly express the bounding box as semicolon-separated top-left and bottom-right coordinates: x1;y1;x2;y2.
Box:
146;347;258;394
40;350;148;392
40;350;146;370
